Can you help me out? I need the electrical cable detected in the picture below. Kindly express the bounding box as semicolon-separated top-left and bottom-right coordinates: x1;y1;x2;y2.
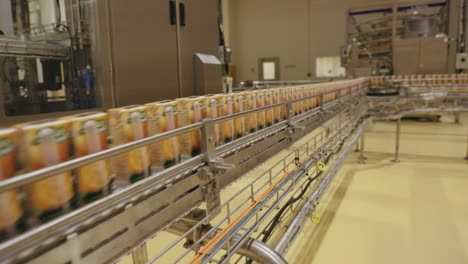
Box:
244;126;357;263
262;123;358;245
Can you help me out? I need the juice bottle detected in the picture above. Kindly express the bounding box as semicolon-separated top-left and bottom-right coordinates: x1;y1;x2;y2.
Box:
0;128;25;241
204;95;222;145
177;97;205;157
221;94;235;143
264;89;274;126
108;106;151;185
147;101;181;170
280;88;290;120
256;90;266;129
271;89;282;123
16;120;75;223
233;92;246;138
68;112;112;204
246;91;258;133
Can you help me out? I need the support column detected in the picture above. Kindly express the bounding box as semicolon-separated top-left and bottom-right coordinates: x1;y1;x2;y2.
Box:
354;142;360;152
132;244;148;264
393;118;401;163
455;112;461;124
391;3;397;39
359;133;366;164
465;136;468;160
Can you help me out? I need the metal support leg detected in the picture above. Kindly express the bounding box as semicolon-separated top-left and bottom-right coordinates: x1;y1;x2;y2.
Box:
358;133;366;164
455;112;461;124
393;118;401;163
465;136;468;161
132;244;148;264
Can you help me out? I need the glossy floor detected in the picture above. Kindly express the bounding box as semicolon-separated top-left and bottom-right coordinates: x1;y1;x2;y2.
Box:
285;114;468;264
118;113;468;263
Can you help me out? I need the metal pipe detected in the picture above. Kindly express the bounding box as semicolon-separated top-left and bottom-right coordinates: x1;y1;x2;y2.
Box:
275;118;370;255
167;226;287;264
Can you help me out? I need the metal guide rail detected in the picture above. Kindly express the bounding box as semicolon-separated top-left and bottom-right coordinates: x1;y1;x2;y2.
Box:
368;80;468;118
0;37;69;58
368;77;468;163
0;84;368;263
274;117;371;256
172;106;369;264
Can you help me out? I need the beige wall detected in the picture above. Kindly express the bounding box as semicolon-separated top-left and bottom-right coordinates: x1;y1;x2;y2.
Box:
226;0;415;82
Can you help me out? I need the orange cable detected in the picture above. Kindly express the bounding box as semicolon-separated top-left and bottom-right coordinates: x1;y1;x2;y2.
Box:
189;168;290;263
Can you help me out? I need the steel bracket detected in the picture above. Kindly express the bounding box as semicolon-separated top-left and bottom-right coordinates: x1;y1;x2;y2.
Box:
202;179;221;218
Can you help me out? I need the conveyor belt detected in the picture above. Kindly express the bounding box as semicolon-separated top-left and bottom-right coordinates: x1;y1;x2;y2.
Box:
1;75;467;263
0;80;368;263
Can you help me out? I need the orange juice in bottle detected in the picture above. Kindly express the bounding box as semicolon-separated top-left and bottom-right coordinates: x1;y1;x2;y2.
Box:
221;94;235;143
245;91;258;133
271;89;282;123
306;86;313;111
233;92;246;138
280;88;289;120
312;87;318;108
108;106;151;184
264;89;274;126
0;128;25;240
282;87;294;120
16;120;75;223
177;97;205;157
146;101;181;170
297;86;305;113
291;87;299;115
68;112;112;204
204;95;222;145
256;90;266;129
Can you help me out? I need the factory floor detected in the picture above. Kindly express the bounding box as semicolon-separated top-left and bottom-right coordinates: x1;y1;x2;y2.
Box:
286;113;468;264
118;113;468;264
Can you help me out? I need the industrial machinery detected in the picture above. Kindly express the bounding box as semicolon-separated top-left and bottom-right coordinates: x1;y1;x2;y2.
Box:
0;0;221;125
0;0;99;118
0;75;467;264
368;74;468;162
343;0;468;76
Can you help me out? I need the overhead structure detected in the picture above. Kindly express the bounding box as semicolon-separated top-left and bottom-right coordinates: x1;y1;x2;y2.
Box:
343;0;468;76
